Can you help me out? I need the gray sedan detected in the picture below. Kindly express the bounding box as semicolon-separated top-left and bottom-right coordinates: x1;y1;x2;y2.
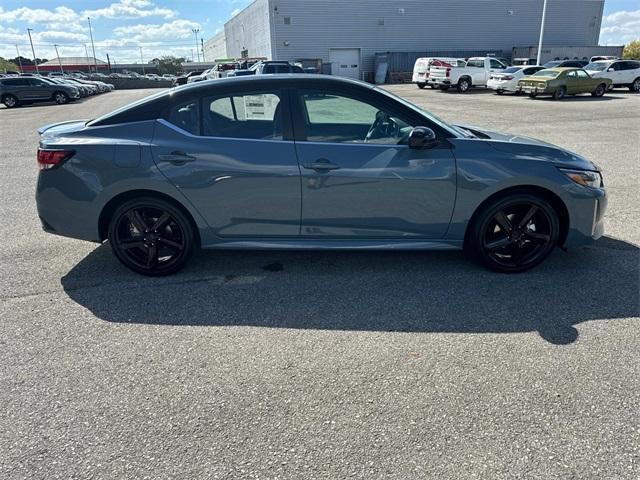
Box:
36;75;606;275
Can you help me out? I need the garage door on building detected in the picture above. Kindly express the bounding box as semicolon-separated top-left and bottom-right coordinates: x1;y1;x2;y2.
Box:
330;48;360;80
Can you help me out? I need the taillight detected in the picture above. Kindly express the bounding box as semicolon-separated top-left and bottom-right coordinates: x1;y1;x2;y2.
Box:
503;75;513;80
37;149;74;170
446;68;451;78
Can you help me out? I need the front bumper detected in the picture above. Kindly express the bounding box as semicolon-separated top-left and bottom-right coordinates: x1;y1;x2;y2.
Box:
563;184;607;247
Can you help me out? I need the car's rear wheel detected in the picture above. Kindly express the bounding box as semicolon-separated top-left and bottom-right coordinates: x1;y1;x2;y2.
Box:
630;77;640;93
591;83;606;97
457;78;471;93
496;89;504;95
417;83;426;89
53;91;69;104
553;87;566;100
466;194;560;273
107;197;196;276
2;94;19;108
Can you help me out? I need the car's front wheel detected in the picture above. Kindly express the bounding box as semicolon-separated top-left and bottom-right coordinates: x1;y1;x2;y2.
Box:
53;91;69;104
466;193;560;273
629;77;640;93
2;94;19;108
107;197;196;276
553;87;566;100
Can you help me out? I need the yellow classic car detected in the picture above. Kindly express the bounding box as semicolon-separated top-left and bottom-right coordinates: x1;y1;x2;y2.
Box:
517;68;612;100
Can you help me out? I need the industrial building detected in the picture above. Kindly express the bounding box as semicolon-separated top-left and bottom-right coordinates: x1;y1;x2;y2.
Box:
204;0;604;79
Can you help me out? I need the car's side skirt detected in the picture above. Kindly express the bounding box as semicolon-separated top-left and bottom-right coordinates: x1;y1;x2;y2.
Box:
201;239;463;251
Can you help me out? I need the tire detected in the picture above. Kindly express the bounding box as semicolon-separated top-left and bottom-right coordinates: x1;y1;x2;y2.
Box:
496;89;504;95
417;83;426;89
429;84;436;89
591;83;606;98
528;93;537;98
107;197;196;276
2;94;19;108
465;193;560;273
552;86;566;100
53;91;69;104
630;77;640;93
457;78;471;93
439;85;450;91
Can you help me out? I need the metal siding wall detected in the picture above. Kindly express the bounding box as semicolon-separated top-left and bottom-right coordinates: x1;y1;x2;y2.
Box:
225;0;273;59
266;0;603;74
203;31;228;61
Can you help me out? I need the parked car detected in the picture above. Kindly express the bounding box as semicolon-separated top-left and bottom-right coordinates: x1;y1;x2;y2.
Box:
542;60;589;68
412;57;465;89
0;76;80;107
227;61;303;77
584;59;640;92
517;68;611;100
487;66;545;94
430;57;507;92
46;77;91;97
174;71;204;86
590;55;618;63
145;74;162;81
35;75;606;275
187;68;215;84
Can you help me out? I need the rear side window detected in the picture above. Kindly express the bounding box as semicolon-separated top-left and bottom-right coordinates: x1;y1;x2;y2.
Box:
1;78;29;86
202;92;283;140
490;59;505;69
167;100;200;135
466;59;484;68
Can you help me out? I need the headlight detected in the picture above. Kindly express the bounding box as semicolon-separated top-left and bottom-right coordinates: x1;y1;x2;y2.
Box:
559;168;602;188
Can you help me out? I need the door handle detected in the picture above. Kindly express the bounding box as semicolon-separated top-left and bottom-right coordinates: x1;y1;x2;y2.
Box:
303;159;340;172
158;151;196;165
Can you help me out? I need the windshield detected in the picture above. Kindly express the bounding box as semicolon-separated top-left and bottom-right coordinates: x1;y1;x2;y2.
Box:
502;67;523;73
531;69;559;78
374;87;462;137
585;62;608;71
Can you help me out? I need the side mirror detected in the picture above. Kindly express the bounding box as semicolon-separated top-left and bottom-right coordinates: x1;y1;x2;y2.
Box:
409;127;437;149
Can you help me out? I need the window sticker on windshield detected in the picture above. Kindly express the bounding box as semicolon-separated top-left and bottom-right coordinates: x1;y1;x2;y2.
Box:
244;94;279;120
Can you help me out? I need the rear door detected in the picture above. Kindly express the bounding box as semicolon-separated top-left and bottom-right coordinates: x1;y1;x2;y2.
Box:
291;85;456;238
2;78;32;100
151;86;301;238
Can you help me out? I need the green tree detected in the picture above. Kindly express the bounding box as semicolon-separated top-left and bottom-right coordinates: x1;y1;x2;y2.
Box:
0;57;19;73
154;56;185;75
622;40;640;59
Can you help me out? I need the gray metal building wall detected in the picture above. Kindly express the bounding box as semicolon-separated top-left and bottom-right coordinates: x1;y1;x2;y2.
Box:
224;0;272;59
222;0;604;75
203;31;228;61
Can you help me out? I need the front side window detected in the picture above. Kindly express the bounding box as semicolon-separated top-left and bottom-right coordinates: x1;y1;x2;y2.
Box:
203;91;283;140
300;90;412;145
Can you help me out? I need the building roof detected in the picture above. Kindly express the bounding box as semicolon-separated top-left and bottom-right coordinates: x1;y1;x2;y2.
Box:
40;57;108;66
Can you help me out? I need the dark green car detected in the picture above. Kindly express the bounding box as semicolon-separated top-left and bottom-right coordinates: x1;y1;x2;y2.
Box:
517;68;612;100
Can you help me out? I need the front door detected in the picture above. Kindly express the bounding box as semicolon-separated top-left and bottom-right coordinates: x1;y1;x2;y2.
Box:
27;78;52;99
292;88;456;238
152;88;301;237
330;49;360;80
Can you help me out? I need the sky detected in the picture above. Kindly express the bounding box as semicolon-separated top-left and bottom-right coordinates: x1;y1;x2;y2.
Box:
0;0;638;64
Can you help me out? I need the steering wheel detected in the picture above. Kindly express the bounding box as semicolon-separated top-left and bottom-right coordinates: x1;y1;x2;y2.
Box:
365;110;400;143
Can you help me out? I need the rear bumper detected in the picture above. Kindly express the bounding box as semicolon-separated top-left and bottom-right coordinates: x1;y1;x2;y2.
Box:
518;85;550;95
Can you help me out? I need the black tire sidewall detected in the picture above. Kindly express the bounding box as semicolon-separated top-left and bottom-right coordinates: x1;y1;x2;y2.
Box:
54;92;68;104
107;197;196;276
554;87;565;100
3;95;18;108
457;79;470;92
467;193;560;273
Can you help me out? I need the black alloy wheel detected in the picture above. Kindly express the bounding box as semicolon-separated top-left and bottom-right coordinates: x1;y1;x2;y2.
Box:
108;197;196;276
468;194;560;273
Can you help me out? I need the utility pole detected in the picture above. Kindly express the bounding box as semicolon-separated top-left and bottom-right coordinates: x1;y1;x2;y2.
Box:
201;38;205;62
87;17;98;73
139;47;146;74
106;53;112;73
192;28;200;62
26;28;39;74
536;0;548;66
15;45;23;73
54;45;64;74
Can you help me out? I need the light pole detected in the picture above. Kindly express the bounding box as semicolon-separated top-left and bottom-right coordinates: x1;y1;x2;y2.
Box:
87;17;98;73
15;44;23;73
536;0;548;66
54;44;64;74
192;28;200;62
26;28;39;74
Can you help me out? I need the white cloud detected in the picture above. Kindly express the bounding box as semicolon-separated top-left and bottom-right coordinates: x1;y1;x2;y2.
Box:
0;6;79;24
83;0;177;20
113;19;200;42
600;9;640;45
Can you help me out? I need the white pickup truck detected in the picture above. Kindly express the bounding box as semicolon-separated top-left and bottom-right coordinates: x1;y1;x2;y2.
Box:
429;57;507;92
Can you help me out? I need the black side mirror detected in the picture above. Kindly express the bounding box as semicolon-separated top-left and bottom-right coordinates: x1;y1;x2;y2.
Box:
409;127;437;149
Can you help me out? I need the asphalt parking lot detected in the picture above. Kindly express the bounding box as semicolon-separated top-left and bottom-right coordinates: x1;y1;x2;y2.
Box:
1;86;638;479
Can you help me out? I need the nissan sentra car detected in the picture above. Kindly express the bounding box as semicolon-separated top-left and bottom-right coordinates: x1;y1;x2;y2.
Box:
36;75;606;275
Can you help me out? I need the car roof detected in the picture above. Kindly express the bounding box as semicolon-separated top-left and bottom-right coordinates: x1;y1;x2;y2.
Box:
171;74;375;93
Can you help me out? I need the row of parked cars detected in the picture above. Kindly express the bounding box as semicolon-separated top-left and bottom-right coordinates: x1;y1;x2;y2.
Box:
0;73;114;108
413;56;640;99
174;61;317;86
